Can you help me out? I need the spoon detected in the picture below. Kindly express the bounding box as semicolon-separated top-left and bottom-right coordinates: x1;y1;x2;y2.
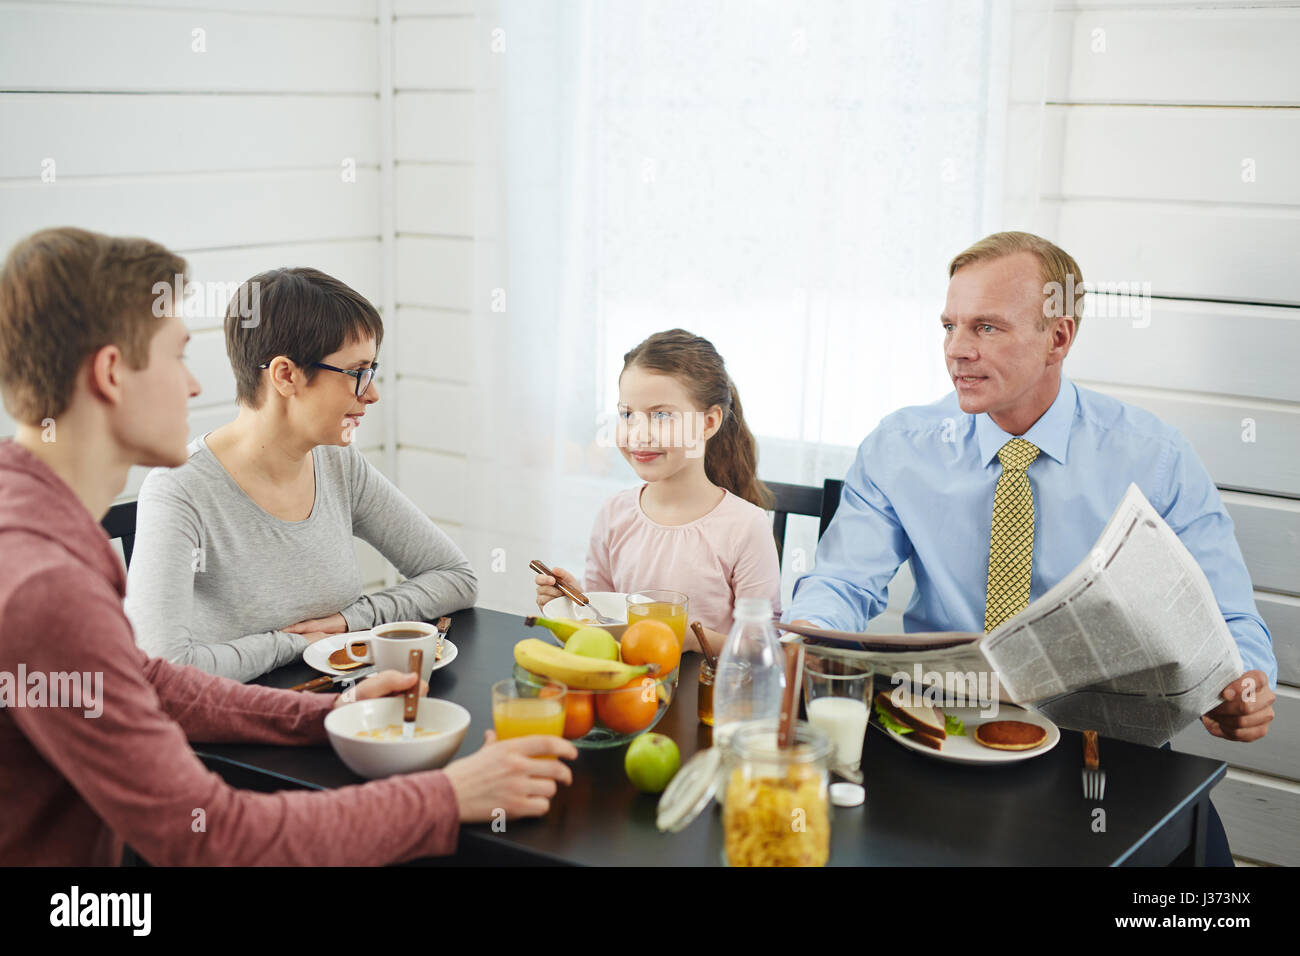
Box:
403;648;423;741
690;621;718;668
528;559;622;626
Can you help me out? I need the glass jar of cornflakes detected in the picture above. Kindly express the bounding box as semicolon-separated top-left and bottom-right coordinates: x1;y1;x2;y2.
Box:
722;719;832;867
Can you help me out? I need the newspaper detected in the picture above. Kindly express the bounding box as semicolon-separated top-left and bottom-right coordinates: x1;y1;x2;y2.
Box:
784;483;1244;746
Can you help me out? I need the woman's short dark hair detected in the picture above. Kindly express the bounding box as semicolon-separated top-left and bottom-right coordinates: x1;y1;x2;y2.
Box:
224;267;383;408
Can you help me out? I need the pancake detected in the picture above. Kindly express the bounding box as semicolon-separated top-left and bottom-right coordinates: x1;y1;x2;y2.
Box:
974;720;1047;751
327;642;370;669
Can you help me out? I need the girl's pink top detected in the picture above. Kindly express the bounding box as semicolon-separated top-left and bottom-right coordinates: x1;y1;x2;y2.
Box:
584;484;782;635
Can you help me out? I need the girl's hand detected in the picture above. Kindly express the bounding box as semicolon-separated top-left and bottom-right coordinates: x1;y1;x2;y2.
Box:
285;613;348;635
689;624;728;656
535;567;581;611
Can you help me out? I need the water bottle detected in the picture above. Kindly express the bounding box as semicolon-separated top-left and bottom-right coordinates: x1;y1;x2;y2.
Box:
712;597;787;746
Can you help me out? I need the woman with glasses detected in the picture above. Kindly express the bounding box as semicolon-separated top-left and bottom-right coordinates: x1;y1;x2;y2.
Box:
124;268;477;681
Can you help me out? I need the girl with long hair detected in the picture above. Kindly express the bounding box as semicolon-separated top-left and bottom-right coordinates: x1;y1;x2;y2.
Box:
535;329;780;654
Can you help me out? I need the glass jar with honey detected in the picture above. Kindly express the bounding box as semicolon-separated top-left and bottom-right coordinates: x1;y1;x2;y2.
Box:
697;658;715;726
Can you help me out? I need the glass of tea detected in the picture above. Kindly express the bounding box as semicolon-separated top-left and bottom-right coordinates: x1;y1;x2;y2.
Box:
626;590;688;649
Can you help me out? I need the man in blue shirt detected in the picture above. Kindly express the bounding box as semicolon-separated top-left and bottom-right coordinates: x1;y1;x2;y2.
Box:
785;232;1276;863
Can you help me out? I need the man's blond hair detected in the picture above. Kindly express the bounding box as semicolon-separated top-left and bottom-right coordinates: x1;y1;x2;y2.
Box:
0;227;187;424
948;231;1085;335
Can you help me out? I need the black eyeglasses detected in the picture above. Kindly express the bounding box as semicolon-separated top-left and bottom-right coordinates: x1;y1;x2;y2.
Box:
258;361;378;398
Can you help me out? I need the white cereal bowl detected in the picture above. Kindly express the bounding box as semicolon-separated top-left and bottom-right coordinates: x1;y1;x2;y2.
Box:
541;591;629;638
325;697;470;779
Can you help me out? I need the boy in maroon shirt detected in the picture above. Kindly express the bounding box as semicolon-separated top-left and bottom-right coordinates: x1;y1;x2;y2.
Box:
0;227;576;865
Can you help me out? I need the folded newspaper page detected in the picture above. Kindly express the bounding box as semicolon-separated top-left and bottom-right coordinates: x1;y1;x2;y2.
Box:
783;483;1244;746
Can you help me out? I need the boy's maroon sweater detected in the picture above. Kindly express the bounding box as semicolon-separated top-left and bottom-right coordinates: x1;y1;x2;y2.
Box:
0;440;459;865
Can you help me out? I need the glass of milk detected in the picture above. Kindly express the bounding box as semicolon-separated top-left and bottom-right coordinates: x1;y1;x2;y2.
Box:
802;654;872;776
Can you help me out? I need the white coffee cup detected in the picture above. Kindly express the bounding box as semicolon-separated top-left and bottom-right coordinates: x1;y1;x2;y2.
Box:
346;621;441;682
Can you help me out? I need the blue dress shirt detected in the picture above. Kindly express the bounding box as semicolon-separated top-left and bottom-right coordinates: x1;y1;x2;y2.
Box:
786;376;1278;686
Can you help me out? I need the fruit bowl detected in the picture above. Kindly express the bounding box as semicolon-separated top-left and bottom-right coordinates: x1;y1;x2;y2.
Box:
512;663;679;750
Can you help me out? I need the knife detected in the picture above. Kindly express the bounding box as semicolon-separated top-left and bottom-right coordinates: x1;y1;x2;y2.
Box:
291;668;377;692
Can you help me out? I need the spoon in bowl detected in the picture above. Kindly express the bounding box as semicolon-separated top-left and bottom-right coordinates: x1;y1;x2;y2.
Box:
529;559;622;626
403;648;423;741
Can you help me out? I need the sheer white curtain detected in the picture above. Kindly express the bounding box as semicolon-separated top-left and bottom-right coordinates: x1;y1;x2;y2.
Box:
463;0;1051;614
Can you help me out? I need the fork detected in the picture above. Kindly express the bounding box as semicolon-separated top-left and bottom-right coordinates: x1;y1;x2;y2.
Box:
1082;730;1105;800
434;616;451;661
529;559;622;626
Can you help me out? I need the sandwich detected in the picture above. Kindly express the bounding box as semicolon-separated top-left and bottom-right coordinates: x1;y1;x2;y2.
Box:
874;689;947;750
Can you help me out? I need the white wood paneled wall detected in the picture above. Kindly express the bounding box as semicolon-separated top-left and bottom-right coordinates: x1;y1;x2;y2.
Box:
0;0;391;588
1040;0;1300;866
390;2;486;599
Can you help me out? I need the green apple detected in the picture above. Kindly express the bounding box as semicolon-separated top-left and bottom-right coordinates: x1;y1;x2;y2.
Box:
624;733;681;793
565;626;620;661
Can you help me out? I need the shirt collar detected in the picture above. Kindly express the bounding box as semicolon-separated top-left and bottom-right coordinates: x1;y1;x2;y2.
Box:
974;377;1076;468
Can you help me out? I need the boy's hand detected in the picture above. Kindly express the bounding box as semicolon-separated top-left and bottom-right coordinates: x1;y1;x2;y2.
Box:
332;670;429;708
444;730;578;821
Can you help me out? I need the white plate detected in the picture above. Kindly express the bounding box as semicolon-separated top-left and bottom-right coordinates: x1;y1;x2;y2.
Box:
874;703;1060;764
303;632;458;677
541;591;629;638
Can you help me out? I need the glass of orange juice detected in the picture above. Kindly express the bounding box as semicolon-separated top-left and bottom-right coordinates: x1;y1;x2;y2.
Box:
492;678;566;755
626;589;688;649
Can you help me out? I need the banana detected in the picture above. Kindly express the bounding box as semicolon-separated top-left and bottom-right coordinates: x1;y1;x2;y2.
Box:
514;638;658;690
523;616;590;643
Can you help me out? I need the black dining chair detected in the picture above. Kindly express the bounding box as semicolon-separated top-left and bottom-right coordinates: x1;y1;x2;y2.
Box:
101;500;138;568
102;499;145;865
766;478;844;569
819;478;842;539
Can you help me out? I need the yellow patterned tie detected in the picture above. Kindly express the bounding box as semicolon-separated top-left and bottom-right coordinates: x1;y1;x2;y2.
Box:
983;438;1041;633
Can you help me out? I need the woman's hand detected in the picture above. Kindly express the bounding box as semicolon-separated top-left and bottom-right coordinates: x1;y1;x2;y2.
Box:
443;729;578;822
285;613;348;635
332;669;429;708
535;567;581;612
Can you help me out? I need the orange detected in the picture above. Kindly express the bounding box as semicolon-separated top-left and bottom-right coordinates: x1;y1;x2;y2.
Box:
596;676;659;735
563;690;595;739
619;620;681;677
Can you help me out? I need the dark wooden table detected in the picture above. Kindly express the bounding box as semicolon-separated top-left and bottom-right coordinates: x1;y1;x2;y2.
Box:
194;607;1226;866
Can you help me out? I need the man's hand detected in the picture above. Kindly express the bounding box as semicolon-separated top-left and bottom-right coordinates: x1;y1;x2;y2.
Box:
285;613;347;635
1202;670;1275;742
332;670;429;709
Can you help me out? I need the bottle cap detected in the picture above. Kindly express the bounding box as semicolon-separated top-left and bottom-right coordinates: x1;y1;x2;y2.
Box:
733;597;771;621
830;782;865;807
